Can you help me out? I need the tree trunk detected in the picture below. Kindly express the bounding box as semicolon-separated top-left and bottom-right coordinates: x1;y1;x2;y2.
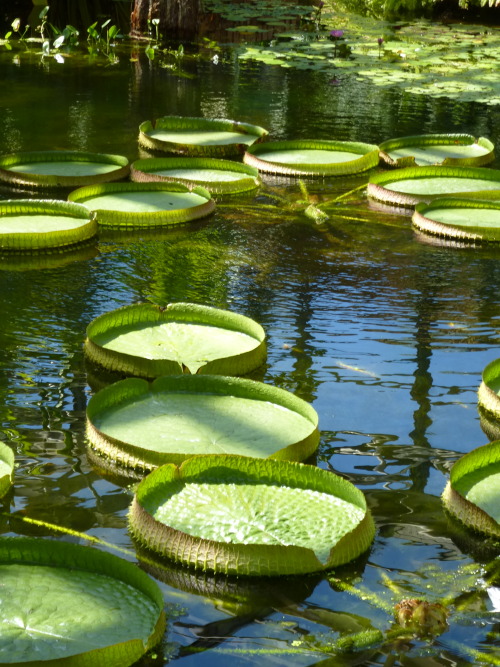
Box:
131;0;200;40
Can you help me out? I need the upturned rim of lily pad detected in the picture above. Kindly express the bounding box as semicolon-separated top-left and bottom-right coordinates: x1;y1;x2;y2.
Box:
442;441;500;539
243;139;380;176
478;357;500;418
0;150;130;189
0;199;98;253
412;197;500;243
0;442;14;499
128;454;375;576
0;536;166;666
368;165;500;208
138;116;269;157
130;157;261;195
86;374;320;471
379;134;495;168
68;181;215;228
84;301;267;379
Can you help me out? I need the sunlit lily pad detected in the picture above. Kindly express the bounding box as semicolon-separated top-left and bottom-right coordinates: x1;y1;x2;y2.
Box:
0;443;14;499
0;150;129;190
442;441;500;539
412;198;500;243
0;536;165;666
138;116;268;157
130;157;261;195
368;166;500;208
0;200;97;252
129;455;375;575
478;357;500;419
84;302;267;378
68;182;215;227
379;134;495;168
244;140;379;176
87;374;319;470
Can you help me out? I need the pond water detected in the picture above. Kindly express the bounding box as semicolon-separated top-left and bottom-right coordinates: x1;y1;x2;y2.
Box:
0;30;500;667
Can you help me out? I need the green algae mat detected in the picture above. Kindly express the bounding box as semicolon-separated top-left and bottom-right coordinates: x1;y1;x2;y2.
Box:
129;455;375;576
86;374;319;470
84;302;266;378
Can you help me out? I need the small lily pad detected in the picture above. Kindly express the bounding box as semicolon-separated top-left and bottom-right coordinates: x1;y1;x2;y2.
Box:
129;455;375;576
84;302;267;378
0;150;130;190
478;357;500;418
139;116;268;157
0;200;97;253
0;443;14;499
130;157;261;195
0;537;166;665
442;441;500;539
86;374;319;470
68;182;215;227
379;134;495;168
244;139;380;176
368;166;500;208
412;198;500;243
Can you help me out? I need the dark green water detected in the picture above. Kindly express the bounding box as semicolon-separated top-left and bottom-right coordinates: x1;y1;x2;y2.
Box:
0;37;499;666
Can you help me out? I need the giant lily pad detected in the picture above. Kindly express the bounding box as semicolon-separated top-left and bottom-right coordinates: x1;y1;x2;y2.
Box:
84;302;266;378
129;455;375;576
368;166;500;208
412;198;500;243
0;150;129;190
243;140;379;176
130;157;261;195
442;441;500;539
478;357;500;418
0;443;14;499
0;200;97;252
138;116;268;157
68;182;214;227
86;374;319;471
379;134;495;168
0;536;166;665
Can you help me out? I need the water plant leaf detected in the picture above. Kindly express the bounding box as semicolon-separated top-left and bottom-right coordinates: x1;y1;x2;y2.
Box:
368;165;500;207
86;375;319;470
139;116;268;157
0;536;166;665
0;200;97;252
244;139;379;176
130;157;261;195
412;198;500;243
68;182;215;227
84;302;267;378
129;455;375;576
442;441;500;538
478;357;500;419
379;134;495;167
0;151;130;189
0;443;14;499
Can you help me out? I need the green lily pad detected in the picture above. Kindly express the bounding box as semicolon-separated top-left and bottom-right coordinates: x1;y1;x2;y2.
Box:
68;182;215;227
0;537;165;665
379;134;495;168
129;455;375;576
0;443;14;499
0;200;97;253
478;357;500;419
412;198;500;243
130;157;261;195
86;374;319;471
368;166;500;208
84;302;266;378
442;441;500;539
244;140;380;176
139;116;268;157
0;151;130;190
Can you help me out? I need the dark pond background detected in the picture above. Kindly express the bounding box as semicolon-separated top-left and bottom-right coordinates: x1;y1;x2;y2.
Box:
0;28;499;667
